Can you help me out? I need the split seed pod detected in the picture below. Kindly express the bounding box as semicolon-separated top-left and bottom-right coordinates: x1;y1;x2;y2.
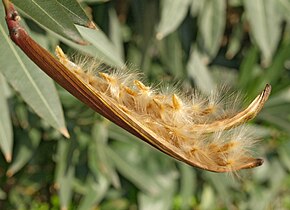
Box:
3;1;271;172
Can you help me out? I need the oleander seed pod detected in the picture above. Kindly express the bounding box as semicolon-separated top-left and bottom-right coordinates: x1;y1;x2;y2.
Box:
55;46;271;173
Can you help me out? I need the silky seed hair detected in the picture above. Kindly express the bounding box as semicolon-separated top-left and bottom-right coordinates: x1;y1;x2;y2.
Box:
55;46;269;172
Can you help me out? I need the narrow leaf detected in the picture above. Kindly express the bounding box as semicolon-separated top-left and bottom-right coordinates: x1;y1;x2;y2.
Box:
156;0;190;40
57;0;97;29
197;0;226;59
190;0;205;16
78;175;109;210
158;32;185;79
109;9;124;60
89;123;120;188
12;0;86;44
179;164;196;210
76;25;124;67
54;139;76;210
107;146;160;195
139;177;176;210
238;46;259;89
0;74;13;162
6;129;41;176
244;0;283;65
264;40;290;85
59;164;74;210
187;47;216;94
0;11;68;138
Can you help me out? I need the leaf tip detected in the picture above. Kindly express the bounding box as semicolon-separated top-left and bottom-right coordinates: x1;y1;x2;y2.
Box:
87;21;97;30
156;32;164;40
5;153;12;163
60;128;70;139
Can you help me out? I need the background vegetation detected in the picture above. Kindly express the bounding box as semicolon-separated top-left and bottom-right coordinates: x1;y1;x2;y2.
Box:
1;0;290;209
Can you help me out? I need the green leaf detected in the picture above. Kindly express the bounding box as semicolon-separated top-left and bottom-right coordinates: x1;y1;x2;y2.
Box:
78;175;109;210
76;25;124;67
226;24;243;59
187;47;216;94
238;46;259;90
0;11;68;137
100;199;129;210
179;164;196;210
277;0;290;22
205;173;237;206
55;139;69;187
12;0;85;44
200;185;216;210
108;124;178;195
89;123;120;188
7;129;41;176
138;165;177;210
109;9;124;61
265;87;290;107
279;142;290;171
59;164;74;210
264;40;290;85
190;0;205;16
138;185;175;210
54;139;77;210
244;0;283;65
158;32;185;79
44;18;121;67
197;0;226;59
0;188;6;200
57;0;96;28
0;75;13;162
107;146;160;195
156;0;190;40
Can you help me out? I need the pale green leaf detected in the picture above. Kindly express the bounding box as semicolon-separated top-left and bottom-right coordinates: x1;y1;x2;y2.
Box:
57;0;96;28
138;166;177;210
139;186;175;210
277;0;290;22
7;129;41;176
226;24;243;59
89;123;120;188
187;47;216;94
190;0;205;16
59;164;74;210
76;25;124;67
244;0;283;65
156;0;190;40
13;0;85;43
0;11;68;137
78;175;109;210
109;9;124;60
107;147;160;195
0;74;13;162
198;0;226;59
179;164;196;210
158;32;185;79
200;185;215;210
54;139;77;210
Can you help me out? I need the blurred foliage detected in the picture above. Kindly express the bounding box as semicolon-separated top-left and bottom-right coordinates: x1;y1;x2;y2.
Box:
1;0;290;209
